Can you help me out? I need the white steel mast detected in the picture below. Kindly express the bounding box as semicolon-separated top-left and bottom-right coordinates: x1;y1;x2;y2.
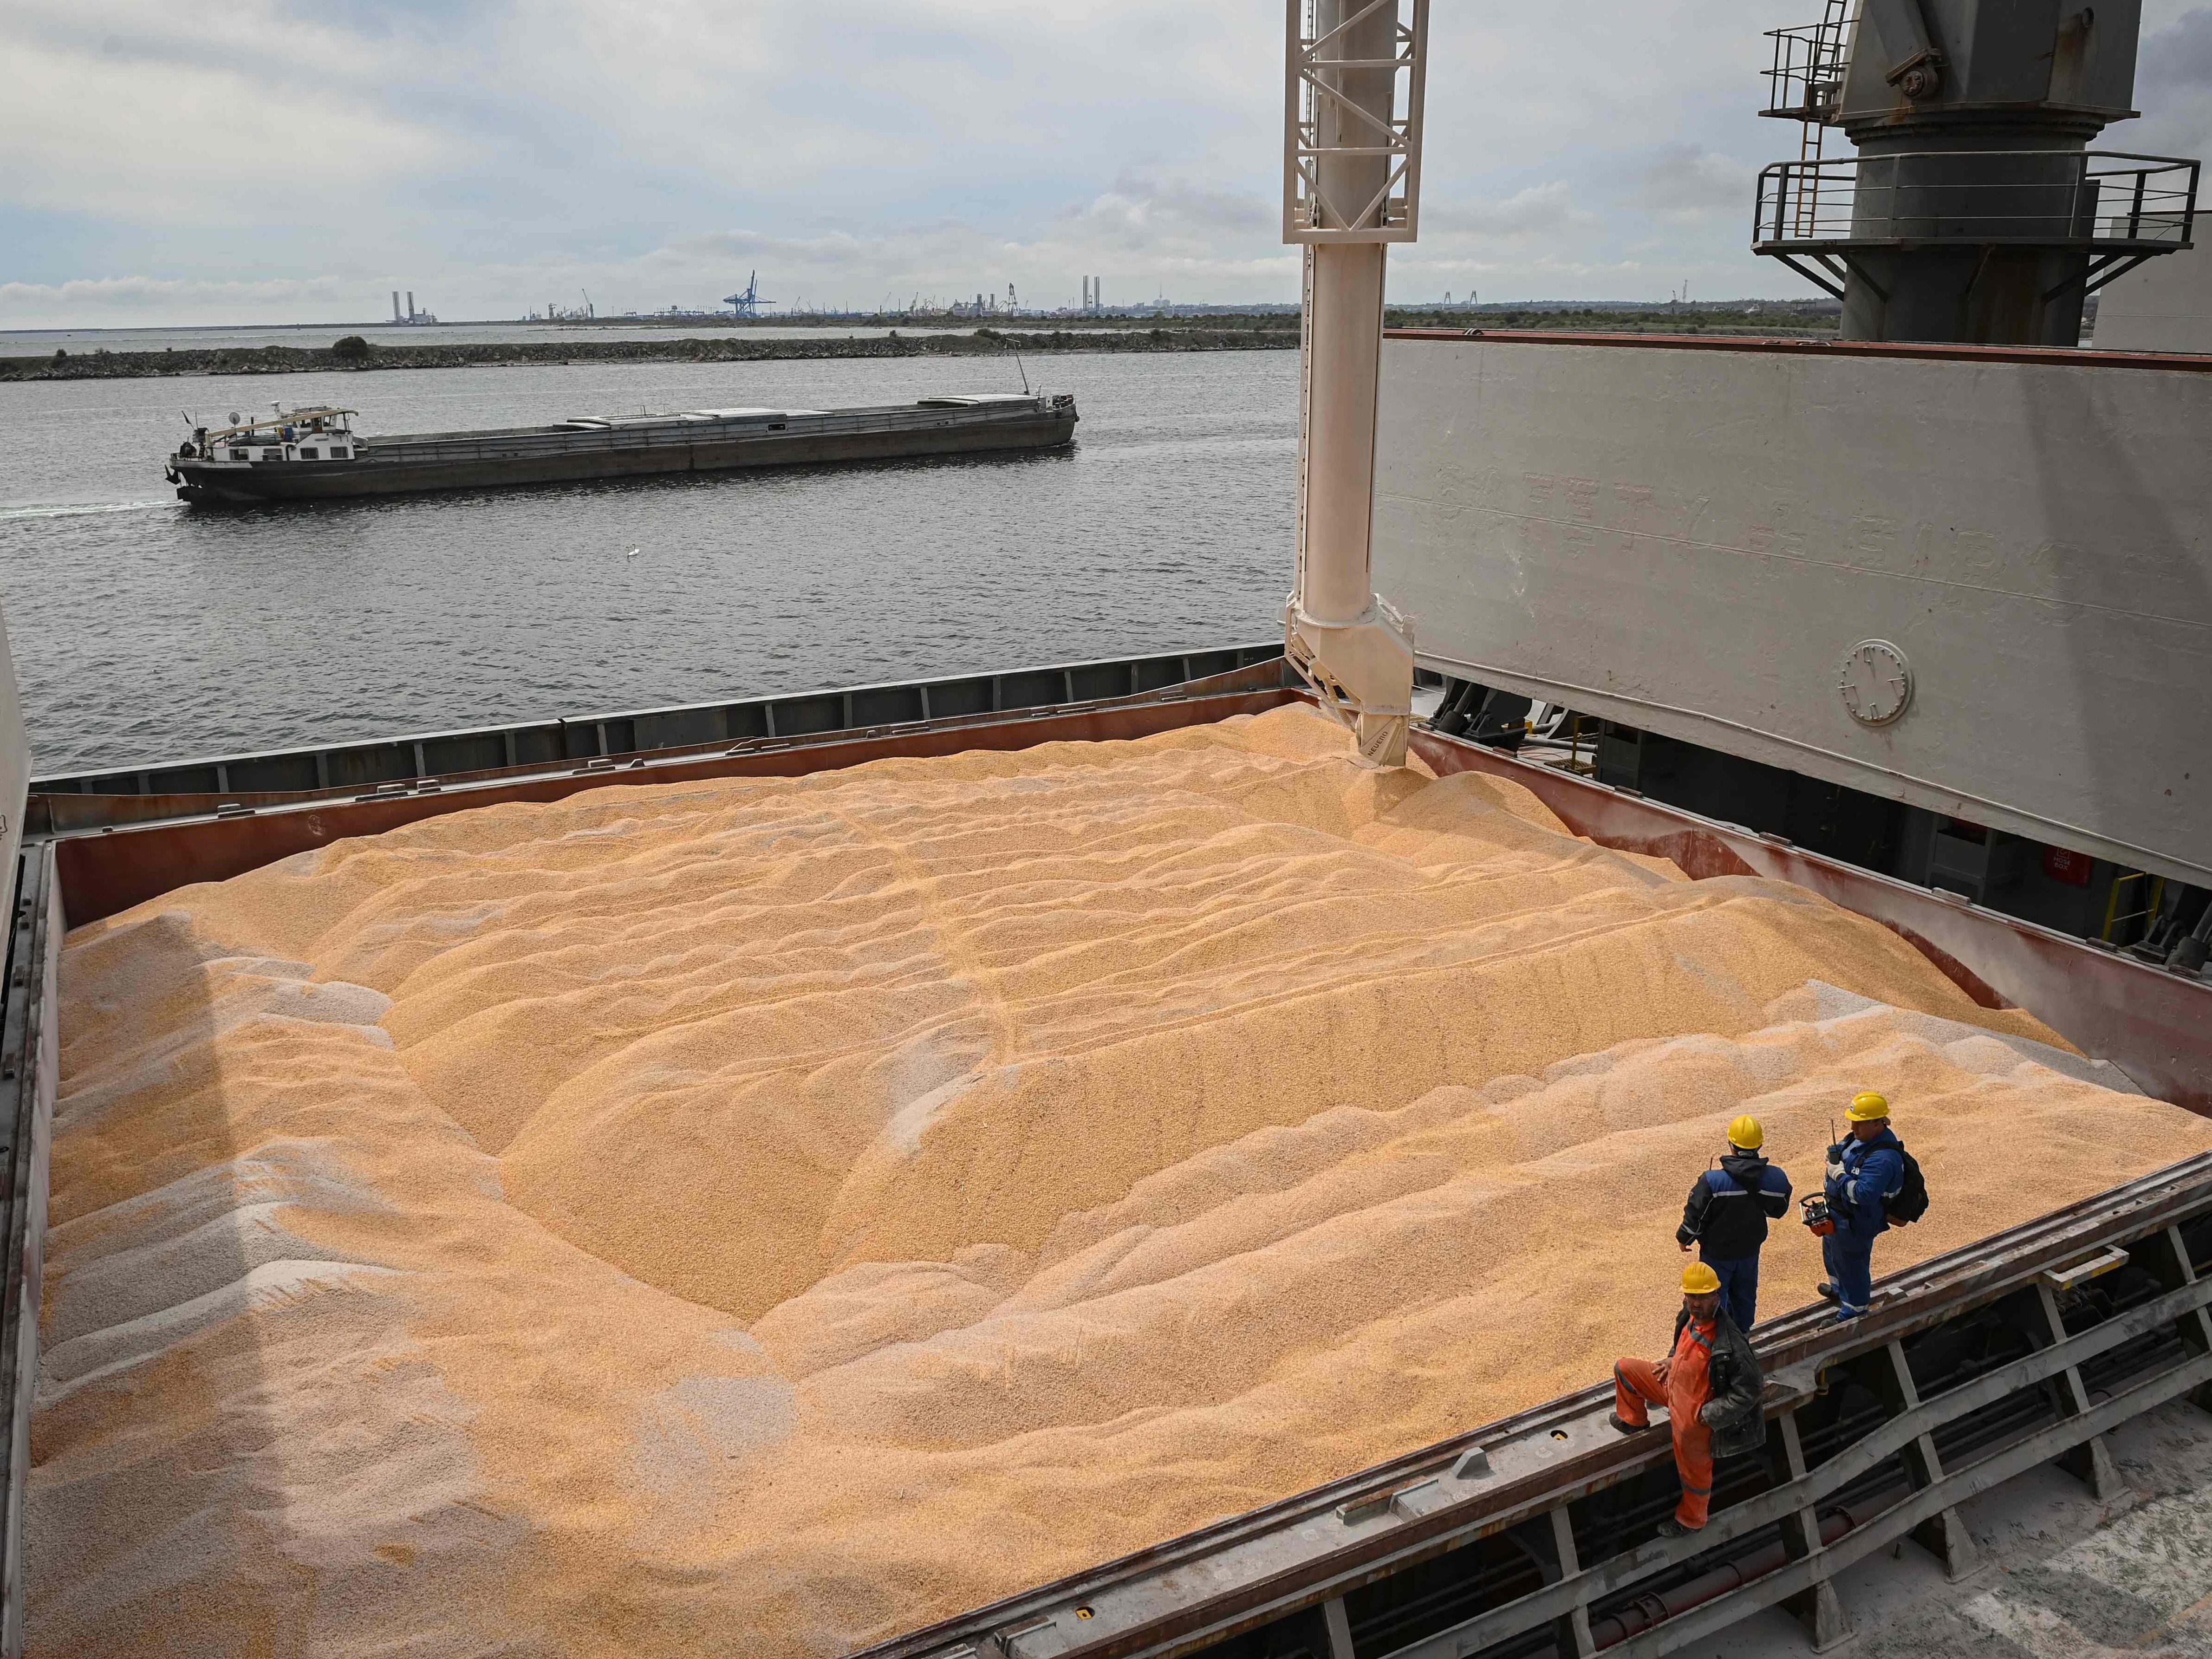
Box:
1283;0;1428;766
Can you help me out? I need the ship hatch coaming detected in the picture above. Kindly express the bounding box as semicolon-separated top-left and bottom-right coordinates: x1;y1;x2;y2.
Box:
23;702;2212;1656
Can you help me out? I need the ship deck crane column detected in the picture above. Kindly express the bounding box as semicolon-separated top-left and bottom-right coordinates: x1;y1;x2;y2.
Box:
1752;0;2200;342
1282;0;1427;767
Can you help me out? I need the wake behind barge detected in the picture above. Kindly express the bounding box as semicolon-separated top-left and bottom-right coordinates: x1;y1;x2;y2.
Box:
164;390;1078;504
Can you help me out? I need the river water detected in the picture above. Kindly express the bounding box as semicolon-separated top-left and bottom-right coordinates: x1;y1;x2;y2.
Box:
0;351;1297;776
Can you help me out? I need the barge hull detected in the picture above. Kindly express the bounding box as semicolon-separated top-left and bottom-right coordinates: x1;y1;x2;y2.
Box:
173;408;1076;502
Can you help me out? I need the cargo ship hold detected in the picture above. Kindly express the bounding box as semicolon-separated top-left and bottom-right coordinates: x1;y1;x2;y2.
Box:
6;2;2212;1658
164;390;1079;503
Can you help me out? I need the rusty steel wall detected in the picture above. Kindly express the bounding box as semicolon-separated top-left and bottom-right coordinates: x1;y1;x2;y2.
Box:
46;686;1305;926
1408;727;2212;1116
36;681;2212;1111
33;647;1288;827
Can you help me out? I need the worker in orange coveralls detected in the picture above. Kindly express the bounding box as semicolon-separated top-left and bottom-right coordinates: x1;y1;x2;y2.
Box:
1607;1262;1765;1535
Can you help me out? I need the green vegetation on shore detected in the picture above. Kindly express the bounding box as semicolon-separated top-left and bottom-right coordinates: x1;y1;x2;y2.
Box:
1;305;1839;384
1388;302;1838;337
0;325;1294;384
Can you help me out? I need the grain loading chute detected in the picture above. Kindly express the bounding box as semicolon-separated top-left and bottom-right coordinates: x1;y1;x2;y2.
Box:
1282;0;1426;767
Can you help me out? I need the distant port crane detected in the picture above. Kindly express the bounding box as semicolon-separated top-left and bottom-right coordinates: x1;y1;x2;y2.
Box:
723;272;774;318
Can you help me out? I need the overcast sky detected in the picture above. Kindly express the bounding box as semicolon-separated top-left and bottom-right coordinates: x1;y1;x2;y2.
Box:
5;0;2210;329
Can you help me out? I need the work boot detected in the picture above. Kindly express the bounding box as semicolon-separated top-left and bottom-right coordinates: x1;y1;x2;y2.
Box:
1654;1518;1700;1539
1815;1282;1839;1302
1607;1412;1645;1436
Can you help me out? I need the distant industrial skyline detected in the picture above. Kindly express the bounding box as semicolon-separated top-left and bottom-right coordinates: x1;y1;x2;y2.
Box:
5;0;2210;330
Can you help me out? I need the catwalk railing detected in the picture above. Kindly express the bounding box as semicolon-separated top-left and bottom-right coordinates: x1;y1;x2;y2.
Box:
1753;150;2199;254
860;1155;2212;1659
1759;7;1855;124
28;644;1288;826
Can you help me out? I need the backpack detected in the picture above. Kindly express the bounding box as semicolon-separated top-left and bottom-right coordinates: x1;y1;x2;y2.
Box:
1886;1141;1930;1225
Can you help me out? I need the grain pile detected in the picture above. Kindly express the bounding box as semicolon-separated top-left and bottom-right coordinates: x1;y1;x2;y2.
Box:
31;704;2212;1657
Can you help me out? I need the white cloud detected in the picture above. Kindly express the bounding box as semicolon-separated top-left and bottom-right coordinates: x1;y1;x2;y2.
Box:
1060;169;1278;250
0;0;1931;324
3;4;458;223
569;169;1301;313
0;275;362;322
1630;145;1752;221
464;1;1277;187
1426;182;1596;241
2135;6;2212;155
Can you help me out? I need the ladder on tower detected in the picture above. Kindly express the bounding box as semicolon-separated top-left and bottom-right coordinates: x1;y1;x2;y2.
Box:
1792;0;1859;235
1761;0;1867;236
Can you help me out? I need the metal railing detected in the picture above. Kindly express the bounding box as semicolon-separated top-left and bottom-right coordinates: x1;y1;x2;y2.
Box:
1755;149;2199;250
27;644;1288;814
862;1157;2212;1659
1761;6;1856;124
1282;0;1429;242
1762;0;1861;234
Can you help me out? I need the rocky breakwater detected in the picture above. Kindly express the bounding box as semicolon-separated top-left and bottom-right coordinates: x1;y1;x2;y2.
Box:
0;325;1299;383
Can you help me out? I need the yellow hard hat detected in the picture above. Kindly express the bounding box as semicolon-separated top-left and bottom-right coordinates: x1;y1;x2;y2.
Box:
1727;1114;1763;1150
1683;1262;1722;1295
1847;1091;1891;1123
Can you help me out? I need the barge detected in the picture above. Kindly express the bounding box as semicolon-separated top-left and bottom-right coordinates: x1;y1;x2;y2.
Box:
164;390;1078;504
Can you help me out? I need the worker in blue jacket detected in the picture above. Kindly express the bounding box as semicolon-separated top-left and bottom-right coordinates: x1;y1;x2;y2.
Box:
1677;1114;1792;1328
1818;1092;1905;1321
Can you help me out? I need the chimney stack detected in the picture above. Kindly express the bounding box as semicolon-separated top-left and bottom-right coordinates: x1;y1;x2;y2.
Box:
391;291;401;323
406;291;416;321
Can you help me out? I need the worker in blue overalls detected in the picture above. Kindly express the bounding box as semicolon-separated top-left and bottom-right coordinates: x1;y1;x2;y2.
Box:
1818;1092;1905;1321
1676;1114;1792;1329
